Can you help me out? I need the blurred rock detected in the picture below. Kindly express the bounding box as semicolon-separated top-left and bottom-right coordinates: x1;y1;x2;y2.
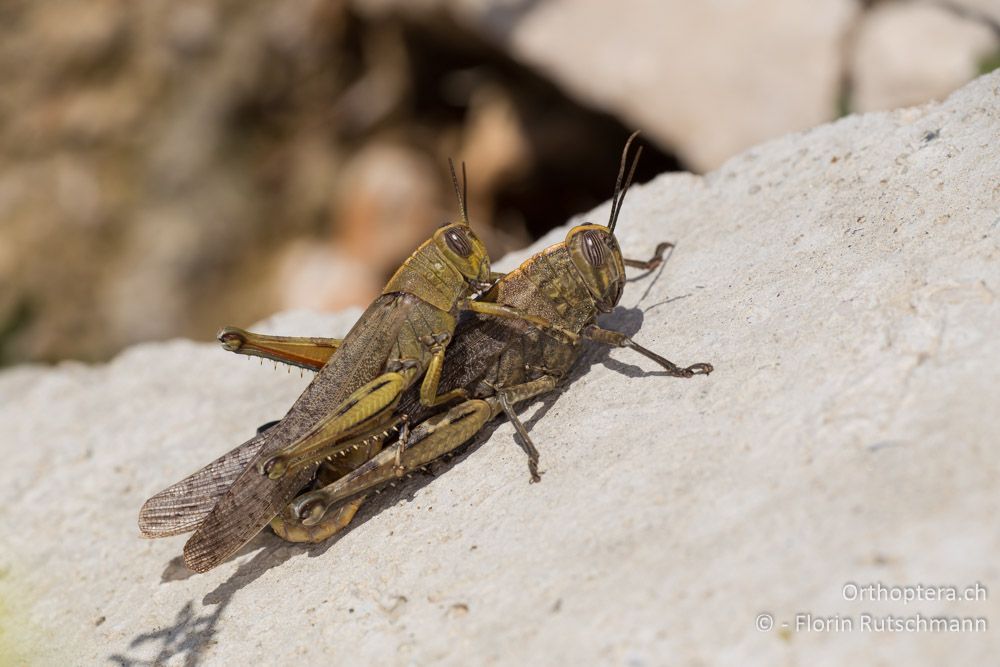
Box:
851;1;999;112
0;0;351;363
271;241;383;313
942;0;1000;24
458;82;532;243
355;0;860;171
0;0;674;365
27;0;127;74
335;142;444;276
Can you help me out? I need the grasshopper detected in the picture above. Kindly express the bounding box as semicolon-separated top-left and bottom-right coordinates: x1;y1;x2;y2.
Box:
139;163;577;573
200;133;713;539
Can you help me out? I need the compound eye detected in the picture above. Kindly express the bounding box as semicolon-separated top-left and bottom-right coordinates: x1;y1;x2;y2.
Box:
582;230;608;266
445;228;473;257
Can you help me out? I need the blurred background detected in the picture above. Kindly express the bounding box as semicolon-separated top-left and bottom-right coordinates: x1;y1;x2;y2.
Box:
0;0;997;366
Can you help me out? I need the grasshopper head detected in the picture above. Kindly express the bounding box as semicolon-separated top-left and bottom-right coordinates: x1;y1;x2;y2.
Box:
567;224;625;312
433;222;491;286
433;158;491;287
567;130;643;313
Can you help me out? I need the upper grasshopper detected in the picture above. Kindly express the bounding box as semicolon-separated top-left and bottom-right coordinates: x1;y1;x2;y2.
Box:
140;163;576;573
200;133;713;540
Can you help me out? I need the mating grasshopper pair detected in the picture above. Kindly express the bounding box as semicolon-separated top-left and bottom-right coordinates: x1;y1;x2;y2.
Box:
139;134;712;572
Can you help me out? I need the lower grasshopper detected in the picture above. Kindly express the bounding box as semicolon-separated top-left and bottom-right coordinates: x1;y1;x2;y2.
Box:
202;133;713;540
139;163;577;573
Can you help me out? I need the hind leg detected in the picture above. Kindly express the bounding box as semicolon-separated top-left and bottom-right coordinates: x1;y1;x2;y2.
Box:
218;327;342;371
270;496;368;543
269;439;383;543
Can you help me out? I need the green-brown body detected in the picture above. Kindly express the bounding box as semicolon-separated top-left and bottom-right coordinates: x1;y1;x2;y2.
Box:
179;290;456;572
285;227;713;527
138;134;713;570
401;241;600;419
276;134;714;529
141;216;509;572
196;222;710;536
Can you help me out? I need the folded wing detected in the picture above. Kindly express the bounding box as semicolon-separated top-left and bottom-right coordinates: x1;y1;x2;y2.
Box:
182;293;421;572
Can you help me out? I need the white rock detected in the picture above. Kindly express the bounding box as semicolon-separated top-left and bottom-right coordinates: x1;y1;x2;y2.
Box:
851;2;999;112
941;0;1000;25
2;72;999;665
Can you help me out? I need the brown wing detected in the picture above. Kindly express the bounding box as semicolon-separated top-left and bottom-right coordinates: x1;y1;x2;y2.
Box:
138;433;267;537
183;293;422;572
395;311;520;422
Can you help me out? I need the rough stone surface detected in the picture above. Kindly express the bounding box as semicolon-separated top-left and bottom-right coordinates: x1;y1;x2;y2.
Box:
2;72;999;665
851;2;999;113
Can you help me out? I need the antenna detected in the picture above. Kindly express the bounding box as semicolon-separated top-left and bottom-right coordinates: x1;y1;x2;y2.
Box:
448;158;469;224
608;131;643;234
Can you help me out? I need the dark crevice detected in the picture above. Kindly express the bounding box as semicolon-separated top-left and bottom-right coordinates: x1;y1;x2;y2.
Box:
388;10;684;237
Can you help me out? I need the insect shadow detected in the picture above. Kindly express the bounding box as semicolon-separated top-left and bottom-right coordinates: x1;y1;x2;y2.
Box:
108;280;681;665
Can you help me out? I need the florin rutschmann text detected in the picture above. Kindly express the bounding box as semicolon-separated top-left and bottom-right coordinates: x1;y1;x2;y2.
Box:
755;581;989;634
